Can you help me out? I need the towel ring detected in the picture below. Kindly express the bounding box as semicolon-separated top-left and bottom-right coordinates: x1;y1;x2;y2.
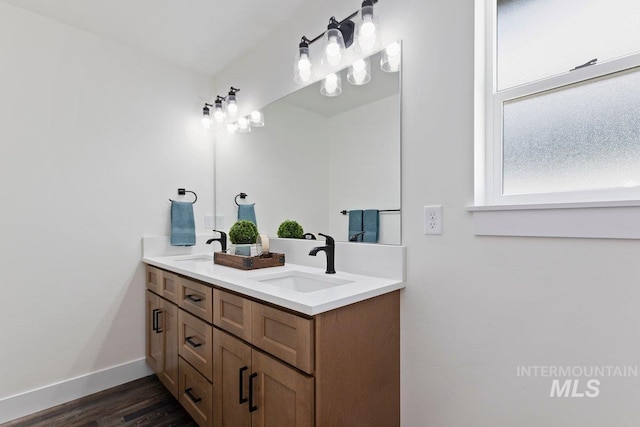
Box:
169;188;197;204
234;192;248;206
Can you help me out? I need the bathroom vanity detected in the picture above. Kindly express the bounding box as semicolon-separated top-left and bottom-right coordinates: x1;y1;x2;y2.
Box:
143;253;403;427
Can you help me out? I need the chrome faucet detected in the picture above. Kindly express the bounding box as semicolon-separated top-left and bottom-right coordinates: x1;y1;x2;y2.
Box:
309;233;336;274
206;230;227;252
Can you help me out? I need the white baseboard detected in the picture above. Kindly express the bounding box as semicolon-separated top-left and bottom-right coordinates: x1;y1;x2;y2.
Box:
0;358;153;424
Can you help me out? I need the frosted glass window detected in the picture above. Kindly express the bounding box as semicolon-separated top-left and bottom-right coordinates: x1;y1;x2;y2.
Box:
502;69;640;195
497;0;640;90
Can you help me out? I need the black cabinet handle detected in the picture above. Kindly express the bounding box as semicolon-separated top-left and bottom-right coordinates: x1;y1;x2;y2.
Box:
185;336;202;348
185;294;203;303
151;309;159;332
249;372;258;413
239;366;248;404
185;387;202;403
156;310;163;333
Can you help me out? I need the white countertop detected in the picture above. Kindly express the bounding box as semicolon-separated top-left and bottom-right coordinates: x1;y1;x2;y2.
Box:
142;253;405;315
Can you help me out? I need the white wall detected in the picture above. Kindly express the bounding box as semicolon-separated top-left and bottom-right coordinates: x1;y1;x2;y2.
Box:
213;0;640;425
0;0;214;411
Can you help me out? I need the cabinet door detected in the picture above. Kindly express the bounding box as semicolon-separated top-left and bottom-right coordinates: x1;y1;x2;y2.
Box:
161;271;179;304
158;298;179;398
213;329;252;427
145;290;163;373
251;351;314;427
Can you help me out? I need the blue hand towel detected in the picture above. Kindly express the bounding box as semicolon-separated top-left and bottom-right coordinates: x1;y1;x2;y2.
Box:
170;201;196;246
363;209;379;243
348;210;363;242
238;203;257;226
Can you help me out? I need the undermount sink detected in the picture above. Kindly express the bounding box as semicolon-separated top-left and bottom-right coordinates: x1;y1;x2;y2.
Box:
253;271;353;293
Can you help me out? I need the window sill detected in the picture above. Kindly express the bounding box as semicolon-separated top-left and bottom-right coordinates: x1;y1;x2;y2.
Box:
467;201;640;239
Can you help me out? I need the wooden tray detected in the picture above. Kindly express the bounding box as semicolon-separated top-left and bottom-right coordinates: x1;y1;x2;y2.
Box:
214;252;285;270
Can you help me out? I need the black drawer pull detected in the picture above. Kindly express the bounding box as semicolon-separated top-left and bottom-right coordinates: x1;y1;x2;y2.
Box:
185;336;202;348
249;372;258;413
239;366;248;404
185;294;203;303
152;309;159;332
185;387;202;403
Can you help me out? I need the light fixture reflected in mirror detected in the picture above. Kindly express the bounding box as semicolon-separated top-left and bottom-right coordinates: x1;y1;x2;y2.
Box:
381;41;401;72
347;58;371;85
226;122;238;134
355;0;380;54
237;117;251;133
249;110;264;127
321;72;342;97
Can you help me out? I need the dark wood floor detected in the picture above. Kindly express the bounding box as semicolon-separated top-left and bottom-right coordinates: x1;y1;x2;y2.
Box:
2;375;197;427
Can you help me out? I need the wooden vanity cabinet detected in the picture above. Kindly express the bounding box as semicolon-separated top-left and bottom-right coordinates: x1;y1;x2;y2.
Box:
146;265;400;427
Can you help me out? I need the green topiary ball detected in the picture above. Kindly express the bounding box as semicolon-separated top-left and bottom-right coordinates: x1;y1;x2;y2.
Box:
277;220;304;239
228;220;259;244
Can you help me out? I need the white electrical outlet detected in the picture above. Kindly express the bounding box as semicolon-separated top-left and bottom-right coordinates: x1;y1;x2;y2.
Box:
424;205;443;235
215;214;225;229
204;214;215;229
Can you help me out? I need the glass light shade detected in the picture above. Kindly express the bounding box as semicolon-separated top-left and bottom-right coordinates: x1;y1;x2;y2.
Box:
249;110;264;127
347;58;371;85
237;117;251;133
213;102;225;124
321;28;346;70
226;94;238;120
381;41;401;72
320;72;342;97
355;4;380;54
201;106;212;130
294;46;313;84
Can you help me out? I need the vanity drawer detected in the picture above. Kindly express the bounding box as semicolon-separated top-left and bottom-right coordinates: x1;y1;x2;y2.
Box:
178;357;213;427
178;277;213;323
178;309;213;382
146;265;163;295
251;302;314;374
160;271;179;304
213;289;251;342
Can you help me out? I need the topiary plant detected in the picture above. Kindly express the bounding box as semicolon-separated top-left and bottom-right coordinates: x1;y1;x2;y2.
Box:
228;220;259;244
277;220;304;239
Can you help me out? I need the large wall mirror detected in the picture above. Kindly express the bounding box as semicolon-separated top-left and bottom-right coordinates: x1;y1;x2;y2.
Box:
215;41;401;245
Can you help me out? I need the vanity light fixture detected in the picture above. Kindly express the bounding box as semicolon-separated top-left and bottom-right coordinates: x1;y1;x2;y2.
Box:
380;41;401;72
355;0;380;54
347;57;371;85
321;17;352;70
321;72;342;97
201;103;213;130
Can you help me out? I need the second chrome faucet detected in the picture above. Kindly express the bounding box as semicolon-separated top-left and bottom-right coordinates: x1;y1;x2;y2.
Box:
309;233;336;274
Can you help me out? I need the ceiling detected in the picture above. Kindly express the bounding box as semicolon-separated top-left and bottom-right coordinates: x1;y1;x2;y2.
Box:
0;0;310;75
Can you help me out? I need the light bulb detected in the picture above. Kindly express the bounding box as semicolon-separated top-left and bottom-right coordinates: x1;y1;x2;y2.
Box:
213;99;225;124
347;58;371;85
214;109;225;123
297;55;312;83
381;41;401;73
325;36;342;67
321;72;342;97
355;2;380;54
238;117;251;133
201;116;211;130
226;122;238;134
227;100;238;117
249;110;264;127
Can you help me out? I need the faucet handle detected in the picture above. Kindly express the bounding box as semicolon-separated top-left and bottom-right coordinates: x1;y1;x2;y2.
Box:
213;229;227;239
318;233;335;246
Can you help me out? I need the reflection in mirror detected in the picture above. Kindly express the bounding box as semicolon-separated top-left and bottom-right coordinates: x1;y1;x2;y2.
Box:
215;42;401;245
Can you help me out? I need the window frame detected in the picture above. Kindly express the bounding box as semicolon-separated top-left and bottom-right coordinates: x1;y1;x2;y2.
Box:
471;0;640;239
479;0;640;206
